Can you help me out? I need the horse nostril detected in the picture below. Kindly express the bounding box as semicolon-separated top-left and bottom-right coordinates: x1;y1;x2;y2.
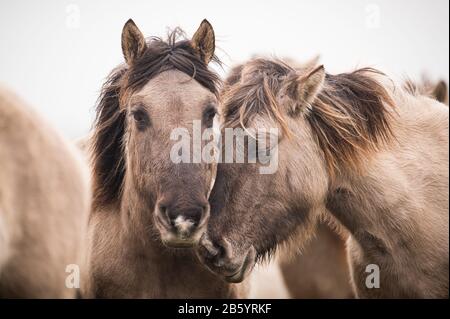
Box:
199;236;232;268
199;233;220;258
158;204;167;214
167;206;204;227
214;237;234;265
189;207;205;226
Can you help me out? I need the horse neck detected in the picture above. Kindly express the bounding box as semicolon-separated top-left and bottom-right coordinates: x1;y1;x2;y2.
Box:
325;153;448;297
325;167;418;253
326;95;448;249
323;104;449;297
303;92;448;297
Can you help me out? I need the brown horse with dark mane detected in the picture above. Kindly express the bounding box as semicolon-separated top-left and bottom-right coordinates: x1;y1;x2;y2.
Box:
82;19;246;298
197;58;449;298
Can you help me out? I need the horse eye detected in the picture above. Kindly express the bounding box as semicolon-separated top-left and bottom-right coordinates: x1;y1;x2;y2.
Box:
133;111;144;122
131;109;150;130
203;105;217;127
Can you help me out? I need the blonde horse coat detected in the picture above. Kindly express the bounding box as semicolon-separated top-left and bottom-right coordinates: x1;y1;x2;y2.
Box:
0;86;90;298
341;86;449;298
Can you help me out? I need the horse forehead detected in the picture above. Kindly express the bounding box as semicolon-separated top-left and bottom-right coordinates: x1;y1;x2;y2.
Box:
137;70;213;107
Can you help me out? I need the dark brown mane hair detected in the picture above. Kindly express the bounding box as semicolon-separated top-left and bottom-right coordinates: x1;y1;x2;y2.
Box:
222;59;395;176
91;29;221;211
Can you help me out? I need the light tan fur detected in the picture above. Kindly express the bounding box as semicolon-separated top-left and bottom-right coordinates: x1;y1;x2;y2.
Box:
279;223;354;298
0;86;90;298
277;57;355;299
404;76;449;106
331;89;449;298
248;258;291;298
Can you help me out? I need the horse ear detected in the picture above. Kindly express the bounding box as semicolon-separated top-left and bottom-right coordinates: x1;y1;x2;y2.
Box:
431;80;449;105
121;19;147;65
286;65;325;114
191;19;215;64
297;55;321;71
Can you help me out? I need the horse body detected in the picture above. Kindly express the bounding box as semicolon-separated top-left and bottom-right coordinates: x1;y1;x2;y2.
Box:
0;86;90;298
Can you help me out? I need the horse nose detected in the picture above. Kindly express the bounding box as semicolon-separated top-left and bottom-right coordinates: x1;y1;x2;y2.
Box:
157;201;208;236
155;199;209;247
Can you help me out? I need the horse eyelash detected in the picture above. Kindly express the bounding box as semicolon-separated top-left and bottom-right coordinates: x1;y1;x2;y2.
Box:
130;108;151;129
203;104;218;125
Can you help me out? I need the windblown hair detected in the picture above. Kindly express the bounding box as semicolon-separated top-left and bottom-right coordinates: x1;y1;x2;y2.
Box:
222;58;395;176
222;60;295;137
403;77;449;105
91;29;221;210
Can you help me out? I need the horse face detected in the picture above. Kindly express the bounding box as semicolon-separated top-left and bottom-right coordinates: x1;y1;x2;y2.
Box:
125;70;218;247
196;60;329;282
118;19;218;248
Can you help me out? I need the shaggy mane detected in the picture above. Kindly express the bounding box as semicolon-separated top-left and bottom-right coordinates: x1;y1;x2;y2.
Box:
222;58;395;176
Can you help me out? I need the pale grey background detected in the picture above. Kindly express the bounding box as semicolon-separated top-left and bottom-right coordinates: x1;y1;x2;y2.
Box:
0;0;448;138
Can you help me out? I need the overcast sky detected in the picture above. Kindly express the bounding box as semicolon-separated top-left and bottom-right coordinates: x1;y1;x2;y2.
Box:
0;0;448;138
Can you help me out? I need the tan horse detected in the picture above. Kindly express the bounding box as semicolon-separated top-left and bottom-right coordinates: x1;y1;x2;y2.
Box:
404;77;449;105
197;58;449;298
278;63;449;301
0;86;90;298
82;19;246;298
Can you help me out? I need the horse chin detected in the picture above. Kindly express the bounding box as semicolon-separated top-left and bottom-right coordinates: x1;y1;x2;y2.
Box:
196;234;257;283
162;239;198;249
156;219;205;248
223;246;256;283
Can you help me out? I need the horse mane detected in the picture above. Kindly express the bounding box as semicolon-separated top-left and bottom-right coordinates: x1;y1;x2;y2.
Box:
91;29;221;211
222;59;294;137
310;69;394;176
222;58;395;176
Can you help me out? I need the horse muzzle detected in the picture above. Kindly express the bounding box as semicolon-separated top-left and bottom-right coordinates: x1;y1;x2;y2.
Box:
196;233;257;283
154;202;209;248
